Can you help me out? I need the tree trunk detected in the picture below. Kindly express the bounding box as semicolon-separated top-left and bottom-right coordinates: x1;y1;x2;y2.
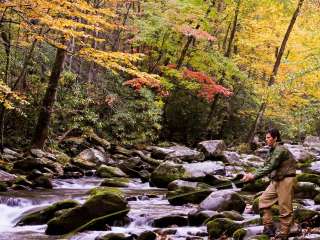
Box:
225;0;240;58
247;0;304;143
31;47;66;149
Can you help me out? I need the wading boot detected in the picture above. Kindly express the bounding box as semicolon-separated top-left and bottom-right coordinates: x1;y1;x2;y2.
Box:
262;224;276;237
261;208;275;237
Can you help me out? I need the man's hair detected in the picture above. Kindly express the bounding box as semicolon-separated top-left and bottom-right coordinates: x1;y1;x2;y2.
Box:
267;128;282;142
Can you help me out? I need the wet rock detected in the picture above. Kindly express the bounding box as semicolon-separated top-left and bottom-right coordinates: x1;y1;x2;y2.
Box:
198;140;226;158
295;182;320;199
221;211;244;221
150;145;204;162
17;200;79;226
200;190;246;214
51;150;71;166
297;173;320;185
77;148;108;164
233;228;247;240
284;144;316;163
0;182;7;191
183;161;225;180
118;156;152;180
0;169;16;182
96;233;130;240
307;161;320;174
14;176;33;187
11;184;32;191
207;218;242;239
153;215;188;228
71;156;97;170
167;181;213;205
137;231;157;240
293;208;320;224
46;191;128;235
188;210;219;226
32;176;53;189
239;154;265;168
223;151;240;164
241;178;269;192
314;193;320;204
97;165;128;178
100;178;129;188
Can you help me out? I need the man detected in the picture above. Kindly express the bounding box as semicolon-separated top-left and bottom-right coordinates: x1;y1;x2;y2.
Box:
242;128;296;240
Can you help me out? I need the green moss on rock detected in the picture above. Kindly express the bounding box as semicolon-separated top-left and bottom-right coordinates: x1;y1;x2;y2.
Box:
207;218;242;239
100;178;129;188
233;228;247;240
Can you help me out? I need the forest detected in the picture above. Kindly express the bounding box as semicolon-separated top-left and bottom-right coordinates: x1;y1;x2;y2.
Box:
0;1;320;240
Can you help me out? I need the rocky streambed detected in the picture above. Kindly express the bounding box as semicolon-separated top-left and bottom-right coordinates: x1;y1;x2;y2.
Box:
1;132;320;239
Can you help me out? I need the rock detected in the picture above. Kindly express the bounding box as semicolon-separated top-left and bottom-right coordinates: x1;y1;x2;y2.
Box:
284;144;316;163
207;218;242;239
150;161;225;188
32;176;53;189
153;215;188;228
306;161;320;174
223;151;240;164
241;178;269;192
0;169;16;182
71;157;97;170
254;146;270;159
314;193;320;204
52;150;71;166
200;190;246;214
295;182;320;199
60;137;88;157
239;154;265;168
233;228;247;240
167;179;210;191
0;182;7;191
77;148;108;164
96;165;128;178
96;233;129;240
303;136;320;148
188;210;219;226
137;231;157;240
150;145;205;162
293;208;320;224
167;183;212;205
100;178;129;188
3;148;20;157
13;156;63;176
82;129;111;151
30;149;46;158
46;191;129;235
150;162;186;188
17;200;79;226
221;211;244;221
118;157;152;180
198;140;226;158
14;176;33;187
297;173;320;185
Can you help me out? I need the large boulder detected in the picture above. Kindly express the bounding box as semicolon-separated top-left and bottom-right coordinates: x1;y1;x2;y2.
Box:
284;144;316;163
303;136;320;149
207;218;242;239
293;208;320;224
296;173;320;185
238;154;265;168
150;161;225;188
118;156;152;181
77;148;108;165
17;200;79;226
149;145;205;162
294;182;320;199
198;140;226;158
96;165;128;178
306;161;320;174
188;210;219;226
46;191;129;235
200;190;246;214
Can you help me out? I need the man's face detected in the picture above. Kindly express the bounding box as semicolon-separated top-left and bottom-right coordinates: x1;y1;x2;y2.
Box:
265;133;277;147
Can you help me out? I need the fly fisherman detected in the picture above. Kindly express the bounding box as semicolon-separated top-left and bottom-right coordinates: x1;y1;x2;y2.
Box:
241;128;296;240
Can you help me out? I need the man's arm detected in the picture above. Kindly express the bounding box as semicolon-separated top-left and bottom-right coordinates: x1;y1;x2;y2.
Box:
253;147;284;179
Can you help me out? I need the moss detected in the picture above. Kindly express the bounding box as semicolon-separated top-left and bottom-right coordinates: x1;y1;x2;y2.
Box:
293;208;319;223
150;162;186;188
100;178;129;188
207;218;242;239
233;228;247;240
53;150;71;166
17;200;79;226
96;165;127;178
89;187;123;197
297;173;320;185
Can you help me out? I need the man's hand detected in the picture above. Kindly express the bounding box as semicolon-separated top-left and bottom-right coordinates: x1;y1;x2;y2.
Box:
241;173;255;182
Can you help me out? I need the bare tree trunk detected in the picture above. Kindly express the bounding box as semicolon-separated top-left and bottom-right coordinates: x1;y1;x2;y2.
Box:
222;21;231;52
225;0;240;58
247;0;305;143
31;47;66;149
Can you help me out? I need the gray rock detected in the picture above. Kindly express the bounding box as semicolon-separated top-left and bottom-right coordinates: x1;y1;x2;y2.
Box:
284;144;316;163
303;136;320;148
308;161;320;174
30;149;46;158
77;148;107;164
0;169;16;182
150;145;204;162
295;182;320;199
239;154;265;168
198;140;226;158
254;146;270;159
200;189;246;213
223;151;240;164
183;161;225;179
3;148;21;157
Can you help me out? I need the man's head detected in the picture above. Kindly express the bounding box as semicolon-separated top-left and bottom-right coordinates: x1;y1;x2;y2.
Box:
266;128;281;147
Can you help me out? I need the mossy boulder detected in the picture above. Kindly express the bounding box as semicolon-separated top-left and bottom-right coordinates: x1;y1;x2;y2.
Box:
100;178;129;188
233;228;247;240
89;187;123;197
188;210;219;226
293;208;320;223
97;165;128;178
296;173;320;185
32;176;53;189
46;191;128;235
200;190;246;214
295;182;320;199
241;178;269;192
150;162;186;188
17;200;79;226
207;218;242;239
71;157;97;170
